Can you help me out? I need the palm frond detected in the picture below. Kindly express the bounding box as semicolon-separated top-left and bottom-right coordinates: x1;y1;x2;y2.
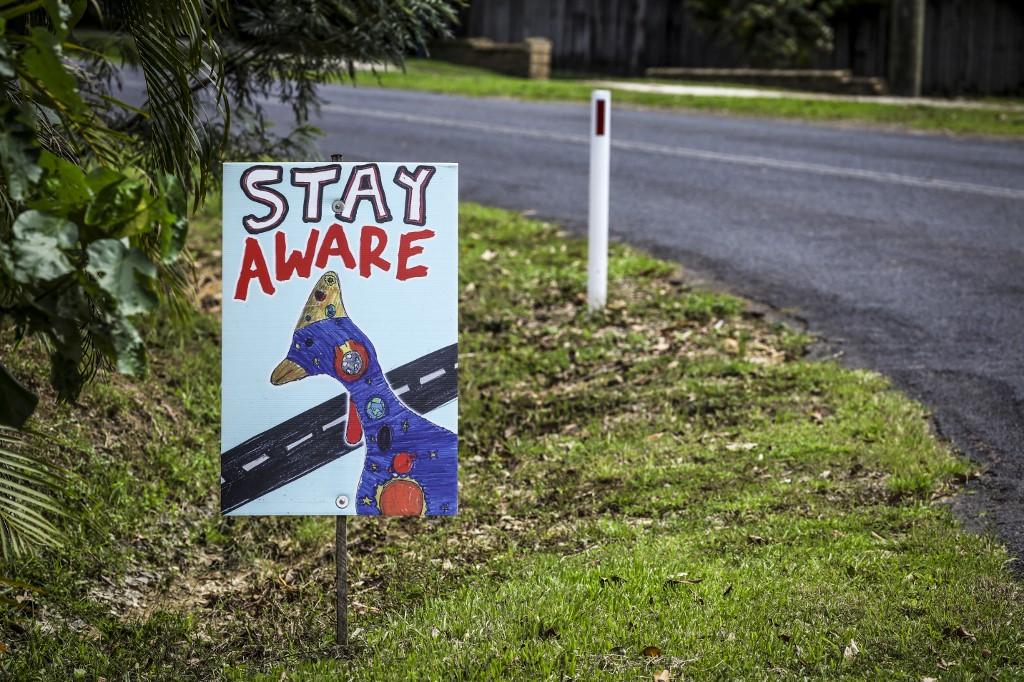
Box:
0;425;66;560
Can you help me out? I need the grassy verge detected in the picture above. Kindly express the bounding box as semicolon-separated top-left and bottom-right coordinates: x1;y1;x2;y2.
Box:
353;59;1024;138
1;204;1021;680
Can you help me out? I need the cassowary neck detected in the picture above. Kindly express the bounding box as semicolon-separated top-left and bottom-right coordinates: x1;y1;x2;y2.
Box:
333;354;392;403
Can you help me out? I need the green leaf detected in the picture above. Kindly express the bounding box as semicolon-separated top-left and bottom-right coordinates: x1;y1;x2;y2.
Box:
21;27;84;115
109;315;145;375
155;174;189;263
84;239;158;316
7;210;77;283
84;177;145;234
160;216;189;264
84;166;123;193
0;105;42;202
29;152;91;216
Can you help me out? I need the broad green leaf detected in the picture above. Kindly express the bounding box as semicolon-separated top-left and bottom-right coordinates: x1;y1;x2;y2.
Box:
155;173;189;263
7;210;78;283
84;166;123;192
159;216;189;264
0;105;42;201
84;239;158;316
12;209;77;248
84;177;145;234
110;316;146;376
21;27;84;115
29;152;91;216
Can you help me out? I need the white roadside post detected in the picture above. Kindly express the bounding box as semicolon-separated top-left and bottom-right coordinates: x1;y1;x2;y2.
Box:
588;89;611;310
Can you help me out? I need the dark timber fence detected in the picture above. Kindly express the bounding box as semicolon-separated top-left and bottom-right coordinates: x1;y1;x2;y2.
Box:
457;0;1024;96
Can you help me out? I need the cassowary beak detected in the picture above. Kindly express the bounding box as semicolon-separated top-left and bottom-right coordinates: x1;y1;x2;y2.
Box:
270;359;308;385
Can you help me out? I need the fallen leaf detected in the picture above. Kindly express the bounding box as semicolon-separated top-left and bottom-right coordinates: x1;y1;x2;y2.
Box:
664;573;703;586
480;249;498;262
722;583;733;597
937;658;957;671
431;627;441;639
747;535;767;545
653;670;671;682
642;645;662;657
843;639;859;662
981;648;992;658
600;575;625;586
949;625;975;641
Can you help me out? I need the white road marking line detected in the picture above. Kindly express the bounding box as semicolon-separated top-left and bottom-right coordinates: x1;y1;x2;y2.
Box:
286;433;313;451
321;415;346;431
320;103;1024;202
420;368;446;385
394;384;411;396
242;454;269;471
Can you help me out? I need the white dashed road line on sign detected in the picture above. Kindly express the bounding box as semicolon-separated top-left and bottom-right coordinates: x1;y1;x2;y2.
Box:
242;454;269;471
420;368;446;385
321;415;346;431
286;433;313;451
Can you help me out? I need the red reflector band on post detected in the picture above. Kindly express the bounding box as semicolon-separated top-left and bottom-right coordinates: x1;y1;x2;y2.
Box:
595;99;606;136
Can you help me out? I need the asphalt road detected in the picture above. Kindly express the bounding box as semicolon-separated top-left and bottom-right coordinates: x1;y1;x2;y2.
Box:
258;84;1024;562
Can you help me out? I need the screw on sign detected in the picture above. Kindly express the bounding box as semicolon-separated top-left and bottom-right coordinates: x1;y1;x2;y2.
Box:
220;153;459;649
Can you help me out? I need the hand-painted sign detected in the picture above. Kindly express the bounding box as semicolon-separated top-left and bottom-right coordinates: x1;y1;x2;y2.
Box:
221;162;458;516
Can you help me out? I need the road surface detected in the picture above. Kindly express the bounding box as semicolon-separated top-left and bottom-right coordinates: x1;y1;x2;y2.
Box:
256;84;1024;562
221;342;457;513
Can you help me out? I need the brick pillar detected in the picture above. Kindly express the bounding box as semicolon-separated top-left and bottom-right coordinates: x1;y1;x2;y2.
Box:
525;37;552;80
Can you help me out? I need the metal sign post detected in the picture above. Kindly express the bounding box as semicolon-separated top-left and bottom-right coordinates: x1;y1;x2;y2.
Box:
329;152;349;649
588;90;611;310
335;509;348;647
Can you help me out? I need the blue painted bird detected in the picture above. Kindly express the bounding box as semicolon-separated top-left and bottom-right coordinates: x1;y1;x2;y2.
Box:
270;271;457;516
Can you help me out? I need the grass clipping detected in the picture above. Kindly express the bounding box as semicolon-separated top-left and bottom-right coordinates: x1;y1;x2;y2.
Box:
0;204;1021;680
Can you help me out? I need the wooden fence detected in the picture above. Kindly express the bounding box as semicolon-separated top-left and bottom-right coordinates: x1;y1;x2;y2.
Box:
457;0;1024;95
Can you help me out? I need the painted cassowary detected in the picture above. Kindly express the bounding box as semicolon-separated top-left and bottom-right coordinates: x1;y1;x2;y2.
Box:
269;272;457;516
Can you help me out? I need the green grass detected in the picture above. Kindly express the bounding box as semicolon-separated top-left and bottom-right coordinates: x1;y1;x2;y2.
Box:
351;59;1024;137
1;203;1021;680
